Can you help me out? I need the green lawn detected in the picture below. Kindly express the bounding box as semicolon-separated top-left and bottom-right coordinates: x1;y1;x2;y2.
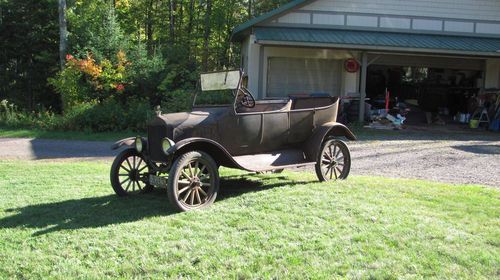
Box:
0;160;498;279
0;127;136;142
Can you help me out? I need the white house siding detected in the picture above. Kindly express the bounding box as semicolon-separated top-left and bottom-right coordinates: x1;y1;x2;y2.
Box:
379;17;411;29
266;0;500;37
278;12;311;24
476;23;500;35
243;35;262;96
313;13;344;25
300;0;500;21
444;21;475;33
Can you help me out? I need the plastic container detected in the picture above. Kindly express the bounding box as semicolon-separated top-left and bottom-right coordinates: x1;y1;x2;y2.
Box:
469;119;479;129
490;120;500;132
459;113;466;123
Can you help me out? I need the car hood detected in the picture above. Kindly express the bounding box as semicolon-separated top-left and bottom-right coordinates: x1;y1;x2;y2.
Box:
149;107;229;142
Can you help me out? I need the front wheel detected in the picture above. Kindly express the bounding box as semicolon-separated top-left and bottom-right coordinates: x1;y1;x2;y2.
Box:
316;139;351;182
110;148;154;196
167;151;220;212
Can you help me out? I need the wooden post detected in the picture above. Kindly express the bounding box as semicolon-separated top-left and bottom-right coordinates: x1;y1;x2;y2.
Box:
359;52;368;122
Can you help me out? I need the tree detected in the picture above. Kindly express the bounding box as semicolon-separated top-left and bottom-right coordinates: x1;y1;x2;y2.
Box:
202;0;212;71
1;0;294;114
58;0;68;69
0;0;60;111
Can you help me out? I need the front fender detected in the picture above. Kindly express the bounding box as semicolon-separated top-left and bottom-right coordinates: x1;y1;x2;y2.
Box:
166;138;243;169
304;122;356;161
111;137;136;150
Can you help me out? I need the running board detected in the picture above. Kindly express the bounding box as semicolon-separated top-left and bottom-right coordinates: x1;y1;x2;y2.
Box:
232;149;315;172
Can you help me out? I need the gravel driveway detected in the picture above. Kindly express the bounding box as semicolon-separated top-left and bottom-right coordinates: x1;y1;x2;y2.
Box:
0;130;498;187
349;133;500;187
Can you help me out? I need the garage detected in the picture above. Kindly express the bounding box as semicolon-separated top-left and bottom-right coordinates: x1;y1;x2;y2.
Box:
233;0;500;133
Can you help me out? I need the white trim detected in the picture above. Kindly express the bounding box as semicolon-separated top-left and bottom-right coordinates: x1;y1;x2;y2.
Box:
270;10;500;38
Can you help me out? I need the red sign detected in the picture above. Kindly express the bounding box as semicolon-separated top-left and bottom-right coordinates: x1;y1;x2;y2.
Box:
344;58;360;73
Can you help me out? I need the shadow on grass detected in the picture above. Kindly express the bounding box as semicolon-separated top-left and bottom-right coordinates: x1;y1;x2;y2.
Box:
219;175;310;200
0;175;311;236
29;138;117;160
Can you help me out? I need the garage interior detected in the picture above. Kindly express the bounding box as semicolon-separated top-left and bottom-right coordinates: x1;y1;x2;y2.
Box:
362;54;500;131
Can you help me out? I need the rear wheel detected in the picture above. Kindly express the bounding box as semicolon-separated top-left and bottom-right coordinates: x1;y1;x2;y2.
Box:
167;151;220;212
316;139;351;182
110;149;154;196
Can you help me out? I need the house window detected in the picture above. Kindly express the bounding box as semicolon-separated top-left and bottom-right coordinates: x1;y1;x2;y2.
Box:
266;57;341;98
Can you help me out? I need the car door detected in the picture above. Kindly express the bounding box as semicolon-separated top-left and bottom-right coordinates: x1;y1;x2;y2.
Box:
259;111;289;152
219;110;290;156
219;110;262;156
289;110;315;145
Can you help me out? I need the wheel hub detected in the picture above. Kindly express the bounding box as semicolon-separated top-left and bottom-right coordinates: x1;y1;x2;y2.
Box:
190;177;201;187
129;169;140;181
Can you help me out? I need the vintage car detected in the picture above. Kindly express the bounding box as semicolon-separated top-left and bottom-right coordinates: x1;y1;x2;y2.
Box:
110;70;356;211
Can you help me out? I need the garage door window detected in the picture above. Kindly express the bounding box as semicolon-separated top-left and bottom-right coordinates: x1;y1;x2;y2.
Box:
267;57;341;98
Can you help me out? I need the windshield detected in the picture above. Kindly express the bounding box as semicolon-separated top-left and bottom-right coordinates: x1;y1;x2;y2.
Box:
200;70;241;91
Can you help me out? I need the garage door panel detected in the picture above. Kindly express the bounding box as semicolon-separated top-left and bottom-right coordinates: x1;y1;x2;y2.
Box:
267;57;341;98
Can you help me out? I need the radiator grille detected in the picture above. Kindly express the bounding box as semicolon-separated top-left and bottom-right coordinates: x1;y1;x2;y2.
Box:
148;125;169;162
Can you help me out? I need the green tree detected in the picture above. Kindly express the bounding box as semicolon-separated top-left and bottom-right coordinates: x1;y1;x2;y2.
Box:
1;0;295;129
0;0;60;111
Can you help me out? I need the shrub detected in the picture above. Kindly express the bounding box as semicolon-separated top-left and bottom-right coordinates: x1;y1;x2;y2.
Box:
57;99;153;132
160;89;193;113
49;52;130;112
2;87;243;134
0;99;17;124
48;64;89;111
0;99;59;129
0;98;153;133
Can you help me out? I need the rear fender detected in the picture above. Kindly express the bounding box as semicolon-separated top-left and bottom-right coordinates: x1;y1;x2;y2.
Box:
167;138;242;169
304;122;356;161
111;137;135;150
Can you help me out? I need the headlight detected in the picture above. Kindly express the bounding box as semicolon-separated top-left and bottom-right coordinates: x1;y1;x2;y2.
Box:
162;138;175;155
135;137;145;153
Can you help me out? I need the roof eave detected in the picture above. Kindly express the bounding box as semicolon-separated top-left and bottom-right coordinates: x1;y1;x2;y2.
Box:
231;0;312;42
256;39;500;58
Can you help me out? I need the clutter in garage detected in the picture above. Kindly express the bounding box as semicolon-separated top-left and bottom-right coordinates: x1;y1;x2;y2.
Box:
361;65;500;132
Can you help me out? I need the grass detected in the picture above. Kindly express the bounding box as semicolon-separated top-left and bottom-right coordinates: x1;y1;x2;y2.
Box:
0;160;498;279
0;127;137;142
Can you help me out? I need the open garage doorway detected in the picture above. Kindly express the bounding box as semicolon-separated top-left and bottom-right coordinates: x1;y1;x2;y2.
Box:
365;54;485;127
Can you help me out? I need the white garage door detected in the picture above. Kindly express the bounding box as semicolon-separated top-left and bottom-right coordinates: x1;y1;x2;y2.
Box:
266;57;342;98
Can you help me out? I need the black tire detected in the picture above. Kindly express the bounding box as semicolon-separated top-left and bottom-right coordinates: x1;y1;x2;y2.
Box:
167;151;220;212
110;148;154;196
315;138;351;182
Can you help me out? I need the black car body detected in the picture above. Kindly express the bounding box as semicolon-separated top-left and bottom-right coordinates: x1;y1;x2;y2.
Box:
111;70;356;211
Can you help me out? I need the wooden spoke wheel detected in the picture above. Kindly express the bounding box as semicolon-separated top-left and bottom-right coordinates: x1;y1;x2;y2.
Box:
110;149;154;196
167;151;219;212
316;139;351;182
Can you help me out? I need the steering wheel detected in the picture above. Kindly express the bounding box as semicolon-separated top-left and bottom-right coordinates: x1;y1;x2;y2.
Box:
236;87;256;108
